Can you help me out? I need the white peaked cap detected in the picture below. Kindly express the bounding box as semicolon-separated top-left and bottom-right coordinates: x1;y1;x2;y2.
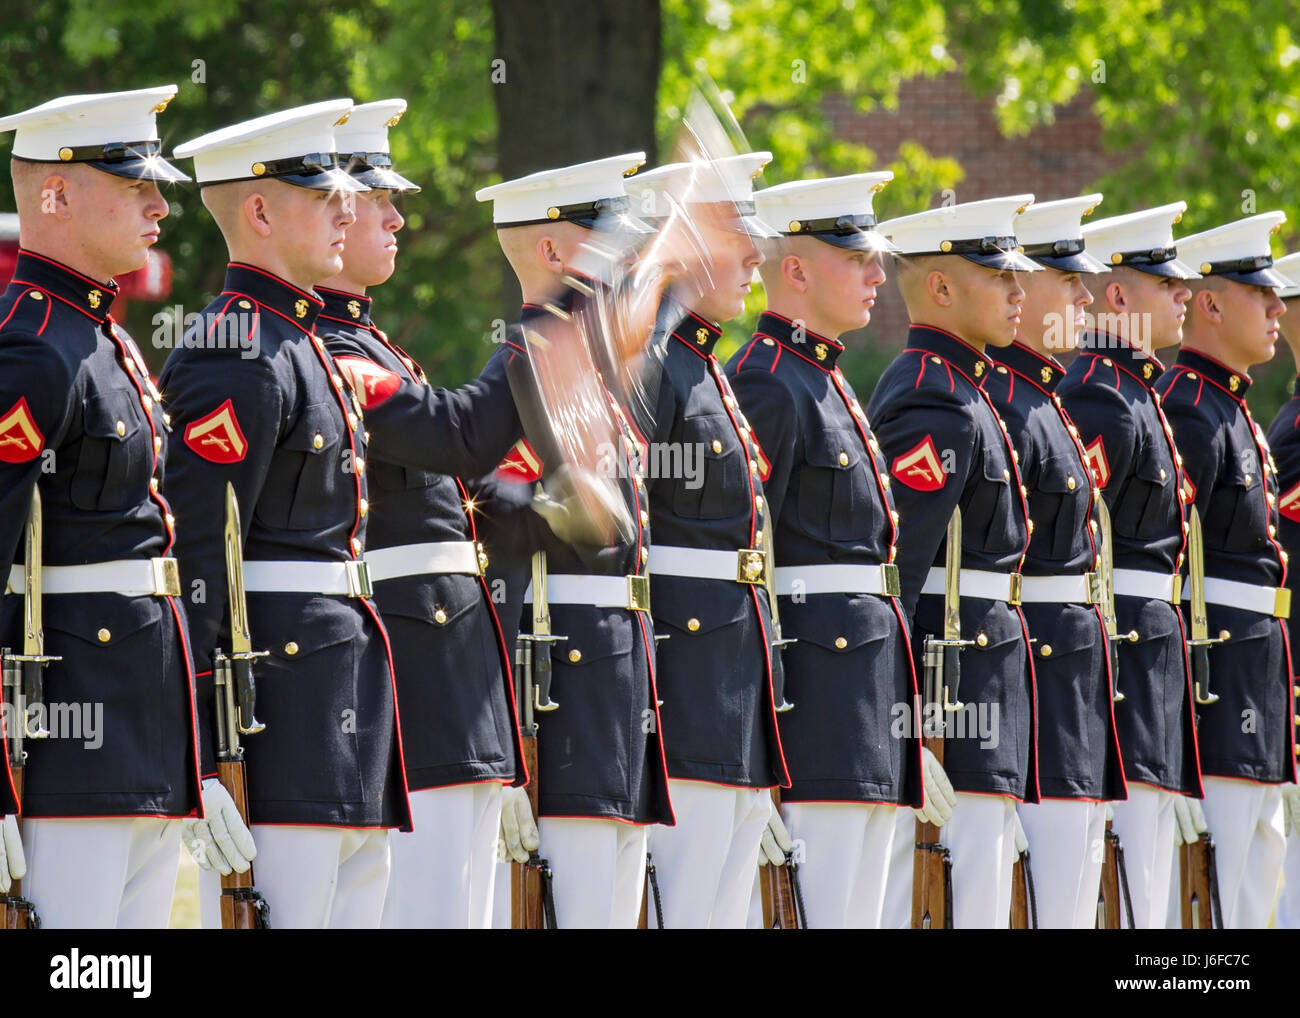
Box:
1273;252;1300;299
878;194;1041;271
1175;212;1292;288
1080;201;1197;278
0;85;189;182
755;171;897;252
1013;193;1109;273
625;153;778;238
334;98;419;193
475;152;646;229
173;98;366;191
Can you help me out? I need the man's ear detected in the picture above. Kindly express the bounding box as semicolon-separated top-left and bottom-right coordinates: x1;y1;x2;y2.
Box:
243;191;273;238
1104;279;1126;313
781;253;807;292
926;268;953;307
42;173;72;221
536;234;566;275
1193;286;1222;324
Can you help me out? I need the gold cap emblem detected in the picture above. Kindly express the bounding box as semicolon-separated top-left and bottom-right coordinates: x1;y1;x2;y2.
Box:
151;97;173;114
334;111;351;126
384;112;404;128
294;299;309;319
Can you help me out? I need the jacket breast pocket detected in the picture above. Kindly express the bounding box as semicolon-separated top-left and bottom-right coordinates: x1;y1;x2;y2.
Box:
71;389;150;511
1034;455;1087;560
1207;462;1266;555
671;412;748;520
258;403;346;531
961;448;1015;551
1113;448;1172;541
798;430;878;540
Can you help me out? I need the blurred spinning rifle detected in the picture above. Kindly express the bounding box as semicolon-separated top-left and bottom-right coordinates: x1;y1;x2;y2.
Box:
0;488;57;929
212;482;271;929
1094;499;1134;929
1179;507;1226;929
755;514;802;929
913;508;972;930
512;549;564;929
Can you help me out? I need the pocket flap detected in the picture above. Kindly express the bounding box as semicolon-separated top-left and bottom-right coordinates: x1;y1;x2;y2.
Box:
651;574;750;635
805;431;861;470
250;595;365;660
782;594;892;651
44;593;158;647
83;389;141;442
548;608;636;665
283;403;342;454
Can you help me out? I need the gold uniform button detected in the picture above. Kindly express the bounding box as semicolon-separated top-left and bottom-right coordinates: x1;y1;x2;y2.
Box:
568;649;582;663
284;641;299;656
332;374;344;389
142;396;153;412
890;510;900;525
351;537;363;555
1067;476;1076;490
834;637;848;650
1040;645;1053;657
838;451;849;466
1127;630;1139;642
1028;518;1035;534
636;477;645;490
755;530;763;546
975;632;989;648
29;292;43;301
1245;474;1253;486
880;475;890;489
687;618;701;632
1002;468;1010;481
711;439;723;454
162;413;172;427
762;338;775;346
97;628;111;643
348;413;359;430
1269;524;1276;537
869;439;880;454
434;609;448;625
641;547;649;563
312;432;324;450
930;356;942;365
360;498;369;517
165;513;175;529
1187;372;1198;381
1020;485;1028;498
1293;684;1299;698
1268;492;1276;506
115;420;126;436
153;436;162;455
640;510;649;526
356;458;365;475
238;300;253;310
755;496;764;510
150;477;159;493
1102;358;1113;367
1159;468;1167;481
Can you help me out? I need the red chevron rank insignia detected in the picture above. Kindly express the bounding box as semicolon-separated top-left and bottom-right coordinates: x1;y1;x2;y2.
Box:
1084;436;1110;488
335;356;401;409
184;399;248;463
496;438;543;483
1280;480;1300;523
0;397;43;463
891;435;945;491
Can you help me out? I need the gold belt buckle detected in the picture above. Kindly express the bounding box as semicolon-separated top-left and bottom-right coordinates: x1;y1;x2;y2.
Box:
347;560;373;599
1003;572;1024;605
1274;586;1291;619
152;557;182;597
626;574;651;613
1085;571;1101;605
1171;574;1183;605
881;563;901;598
475;541;489;576
736;549;767;585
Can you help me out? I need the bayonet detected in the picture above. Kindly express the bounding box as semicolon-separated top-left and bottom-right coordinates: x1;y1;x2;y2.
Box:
1095;499;1125;703
1186;506;1225;705
761;513;795;713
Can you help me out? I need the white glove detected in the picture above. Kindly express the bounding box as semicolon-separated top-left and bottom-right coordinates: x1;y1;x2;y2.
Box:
759;797;794;866
1104;801;1115;823
531;465;635;548
912;747;957;827
1012;809;1029;856
499;785;540;864
1173;795;1208;846
182;778;257;876
1282;784;1300;836
0;814;26;894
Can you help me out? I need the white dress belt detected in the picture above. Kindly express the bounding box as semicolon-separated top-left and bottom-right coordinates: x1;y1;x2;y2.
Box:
1181;574;1290;619
243;559;373;598
1016;572;1099;605
648;544;767;585
365;541;482;582
1112;568;1179;603
920;567;1021;604
6;558;181;597
523;574;650;612
771;563;900;598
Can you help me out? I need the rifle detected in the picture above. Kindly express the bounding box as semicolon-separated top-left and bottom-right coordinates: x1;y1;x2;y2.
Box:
1180;505;1225;929
213;482;271;929
756;513;803;929
0;487;57;929
1096;819;1134;928
1009;847;1037;929
912;508;970;929
1095;499;1127;704
511;549;563;929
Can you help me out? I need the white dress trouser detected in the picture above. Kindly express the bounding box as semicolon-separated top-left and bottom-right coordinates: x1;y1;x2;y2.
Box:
203;825;389;929
538;816;648;928
1016;799;1108;928
779;801;898;928
23;817;182;929
1109;781;1177;928
881;806;916;928
1197;776;1285;929
648;779;770;928
1276;827;1300;928
381;782;503;928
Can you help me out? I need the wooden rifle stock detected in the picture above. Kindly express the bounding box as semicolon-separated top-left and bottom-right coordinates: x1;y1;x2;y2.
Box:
510;736;548;929
0;769;37;929
759;789;801;929
1180;835;1222;929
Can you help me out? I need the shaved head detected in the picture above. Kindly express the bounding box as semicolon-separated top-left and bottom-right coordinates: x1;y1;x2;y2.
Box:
200;180;262;245
495;222;589;301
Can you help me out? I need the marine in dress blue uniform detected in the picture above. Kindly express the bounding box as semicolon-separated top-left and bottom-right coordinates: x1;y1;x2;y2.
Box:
867;195;1041;929
1264;249;1300;930
311;99;524;929
1056;202;1202;928
1157;213;1295;928
624;156;791;929
985;195;1126;928
164;101;410;929
725;172;927;928
0;87;203;928
477;155;673;928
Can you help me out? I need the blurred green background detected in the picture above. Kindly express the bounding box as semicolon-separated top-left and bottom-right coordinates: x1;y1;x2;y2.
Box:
2;0;1299;419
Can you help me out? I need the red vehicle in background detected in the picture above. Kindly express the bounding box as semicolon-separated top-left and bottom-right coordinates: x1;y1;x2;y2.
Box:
0;211;173;316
